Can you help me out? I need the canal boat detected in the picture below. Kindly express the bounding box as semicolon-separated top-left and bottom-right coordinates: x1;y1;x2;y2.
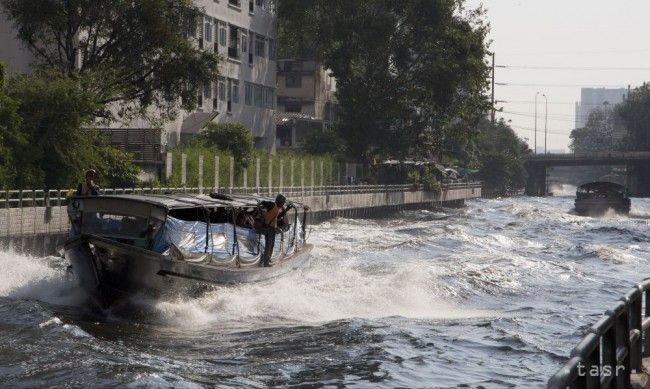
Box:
65;193;312;306
574;181;631;216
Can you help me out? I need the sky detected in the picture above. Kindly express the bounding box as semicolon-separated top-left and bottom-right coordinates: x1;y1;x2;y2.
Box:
465;0;650;152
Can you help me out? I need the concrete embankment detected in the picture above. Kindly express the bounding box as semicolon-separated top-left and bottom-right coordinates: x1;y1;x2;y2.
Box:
0;184;481;256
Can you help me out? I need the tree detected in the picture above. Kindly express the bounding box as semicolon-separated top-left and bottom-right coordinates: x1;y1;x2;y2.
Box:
93;144;140;188
569;108;618;153
0;62;25;188
279;0;491;161
472;119;528;194
617;85;650;151
195;122;254;173
303;126;344;155
1;0;219;121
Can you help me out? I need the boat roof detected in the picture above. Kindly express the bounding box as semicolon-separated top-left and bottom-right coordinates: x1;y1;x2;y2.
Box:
577;181;625;191
75;193;302;210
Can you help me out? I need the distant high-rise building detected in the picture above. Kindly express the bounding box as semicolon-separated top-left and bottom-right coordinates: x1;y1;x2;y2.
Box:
575;88;627;129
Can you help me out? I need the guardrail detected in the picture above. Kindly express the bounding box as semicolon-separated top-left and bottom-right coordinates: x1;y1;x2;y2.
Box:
0;182;482;209
548;279;650;388
524;151;650;162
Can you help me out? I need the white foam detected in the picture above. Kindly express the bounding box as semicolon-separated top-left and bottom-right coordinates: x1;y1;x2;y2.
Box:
0;250;84;305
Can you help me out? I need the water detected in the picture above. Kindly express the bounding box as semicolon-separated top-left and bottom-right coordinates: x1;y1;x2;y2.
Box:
2;196;650;387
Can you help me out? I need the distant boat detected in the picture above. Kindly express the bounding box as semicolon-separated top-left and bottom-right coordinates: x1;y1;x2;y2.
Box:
65;193;312;307
574;181;631;216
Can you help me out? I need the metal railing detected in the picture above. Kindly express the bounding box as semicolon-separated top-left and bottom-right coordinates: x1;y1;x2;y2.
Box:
548;279;650;388
524;151;650;162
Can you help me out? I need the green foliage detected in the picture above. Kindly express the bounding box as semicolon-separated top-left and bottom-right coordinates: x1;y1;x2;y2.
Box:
94;143;140;188
194;122;254;174
569;108;618;152
472;119;528;194
279;0;491;161
167;146;338;189
0;68;141;189
407;171;421;189
303;126;345;155
617;85;650;151
1;0;219;121
0;63;25;188
5;73;101;188
420;167;441;192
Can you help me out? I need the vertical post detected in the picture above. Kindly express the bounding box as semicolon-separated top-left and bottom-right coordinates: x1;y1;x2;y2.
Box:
181;153;187;189
165;152;173;182
198;155;204;194
320;161;324;188
491;52;495;125
32;190;36;235
243;167;248;190
229;156;234;193
214;155;220;192
337;163;341;185
279;159;284;193
290;159;295;190
268;158;273;196
19;190;24;237
645;289;650;357
310;160;315;195
256;158;261;194
5;190;9;237
301;160;305;196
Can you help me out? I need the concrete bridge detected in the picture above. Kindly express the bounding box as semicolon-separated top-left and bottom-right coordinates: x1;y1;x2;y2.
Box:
0;182;482;256
523;151;650;196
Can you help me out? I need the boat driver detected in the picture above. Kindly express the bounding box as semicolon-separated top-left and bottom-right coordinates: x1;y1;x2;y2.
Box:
258;194;292;267
76;169;101;196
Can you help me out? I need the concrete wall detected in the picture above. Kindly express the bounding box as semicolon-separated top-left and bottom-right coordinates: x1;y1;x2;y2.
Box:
0;185;481;256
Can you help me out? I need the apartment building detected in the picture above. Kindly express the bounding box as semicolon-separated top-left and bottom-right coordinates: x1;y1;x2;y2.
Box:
0;1;278;157
177;0;278;150
275;58;338;149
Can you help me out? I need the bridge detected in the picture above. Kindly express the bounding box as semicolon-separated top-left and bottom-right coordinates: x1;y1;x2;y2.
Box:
522;151;650;196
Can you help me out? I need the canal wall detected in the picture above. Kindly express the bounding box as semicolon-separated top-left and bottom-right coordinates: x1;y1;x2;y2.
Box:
0;183;481;256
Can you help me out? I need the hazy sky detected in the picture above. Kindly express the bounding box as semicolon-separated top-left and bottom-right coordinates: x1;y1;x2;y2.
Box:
466;0;650;152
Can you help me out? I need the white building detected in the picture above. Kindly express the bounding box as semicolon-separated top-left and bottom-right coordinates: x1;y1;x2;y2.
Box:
0;0;278;154
176;0;278;150
575;88;627;129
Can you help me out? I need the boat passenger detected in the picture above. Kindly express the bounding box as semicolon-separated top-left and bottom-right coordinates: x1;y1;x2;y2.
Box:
76;169;101;196
258;194;292;267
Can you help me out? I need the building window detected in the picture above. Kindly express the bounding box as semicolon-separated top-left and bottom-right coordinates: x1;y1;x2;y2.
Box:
232;79;240;104
249;0;254;13
264;87;275;109
241;33;248;55
254;84;264;107
229;0;241;7
285;74;302;88
285;102;301;113
245;82;253;105
204;81;212;99
228;25;240;60
219;23;227;46
254;35;265;57
248;31;255;65
204;21;213;42
218;77;226;101
268;39;276;60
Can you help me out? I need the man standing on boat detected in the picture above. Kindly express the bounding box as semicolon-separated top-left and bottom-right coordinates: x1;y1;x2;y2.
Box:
258;194;291;267
76;169;101;196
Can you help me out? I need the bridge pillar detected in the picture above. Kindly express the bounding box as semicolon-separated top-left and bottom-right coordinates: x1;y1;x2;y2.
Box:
629;163;650;197
525;164;547;196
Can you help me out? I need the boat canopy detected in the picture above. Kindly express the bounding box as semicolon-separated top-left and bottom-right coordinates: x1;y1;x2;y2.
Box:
576;182;627;198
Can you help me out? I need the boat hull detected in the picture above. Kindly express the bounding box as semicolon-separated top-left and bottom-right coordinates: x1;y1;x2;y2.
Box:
574;198;631;216
65;235;313;305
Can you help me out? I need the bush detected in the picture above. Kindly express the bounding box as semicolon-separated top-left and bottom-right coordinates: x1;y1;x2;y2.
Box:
421;167;440;192
195;122;253;174
303;126;344;155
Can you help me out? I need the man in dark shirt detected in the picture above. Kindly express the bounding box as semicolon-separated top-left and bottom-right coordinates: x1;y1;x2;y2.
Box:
76;169;101;196
258;194;291;267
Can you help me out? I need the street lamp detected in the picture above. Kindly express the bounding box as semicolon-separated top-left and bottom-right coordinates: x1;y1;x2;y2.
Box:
534;92;540;155
542;94;548;154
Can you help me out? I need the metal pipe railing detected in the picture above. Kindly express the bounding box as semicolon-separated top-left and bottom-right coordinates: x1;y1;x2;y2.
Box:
548;279;650;388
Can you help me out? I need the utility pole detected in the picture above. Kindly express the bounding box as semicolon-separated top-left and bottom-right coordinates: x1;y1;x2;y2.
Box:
534;92;539;155
491;52;496;125
543;94;548;154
